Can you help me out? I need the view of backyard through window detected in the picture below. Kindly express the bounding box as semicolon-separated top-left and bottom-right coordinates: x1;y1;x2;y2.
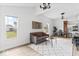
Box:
5;16;17;39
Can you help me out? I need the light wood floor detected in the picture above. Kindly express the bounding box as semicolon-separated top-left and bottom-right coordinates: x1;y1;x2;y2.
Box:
0;37;79;56
0;45;41;56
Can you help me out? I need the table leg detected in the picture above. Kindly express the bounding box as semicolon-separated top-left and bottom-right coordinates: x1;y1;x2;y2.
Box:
50;39;53;47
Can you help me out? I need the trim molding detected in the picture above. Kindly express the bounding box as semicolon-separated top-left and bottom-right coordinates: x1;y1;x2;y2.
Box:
0;43;31;53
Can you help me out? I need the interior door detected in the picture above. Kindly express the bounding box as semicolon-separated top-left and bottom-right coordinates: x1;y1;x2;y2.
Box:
64;21;68;38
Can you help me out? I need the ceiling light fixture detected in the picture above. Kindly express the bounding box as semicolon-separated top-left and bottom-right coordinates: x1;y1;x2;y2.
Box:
40;3;51;10
61;12;65;19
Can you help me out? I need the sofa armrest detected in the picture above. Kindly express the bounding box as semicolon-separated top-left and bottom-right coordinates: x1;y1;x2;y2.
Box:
33;36;37;44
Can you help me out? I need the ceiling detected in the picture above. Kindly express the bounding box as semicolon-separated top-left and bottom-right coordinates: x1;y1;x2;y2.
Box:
43;3;79;19
0;3;39;7
0;3;79;19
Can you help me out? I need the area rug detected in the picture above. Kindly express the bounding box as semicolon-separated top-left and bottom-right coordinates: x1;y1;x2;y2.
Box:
28;38;72;56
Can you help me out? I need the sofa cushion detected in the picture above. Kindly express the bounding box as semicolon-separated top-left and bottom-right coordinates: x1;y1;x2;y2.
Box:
30;32;49;37
30;32;49;44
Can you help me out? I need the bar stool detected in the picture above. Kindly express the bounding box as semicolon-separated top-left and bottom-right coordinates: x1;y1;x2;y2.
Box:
49;35;54;47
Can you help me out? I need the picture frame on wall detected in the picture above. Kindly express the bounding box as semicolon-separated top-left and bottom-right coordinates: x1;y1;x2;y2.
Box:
32;21;42;29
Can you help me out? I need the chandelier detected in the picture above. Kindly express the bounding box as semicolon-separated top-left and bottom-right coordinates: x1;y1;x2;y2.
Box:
40;3;51;10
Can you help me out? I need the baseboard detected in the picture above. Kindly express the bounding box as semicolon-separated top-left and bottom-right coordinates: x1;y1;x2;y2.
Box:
0;43;31;53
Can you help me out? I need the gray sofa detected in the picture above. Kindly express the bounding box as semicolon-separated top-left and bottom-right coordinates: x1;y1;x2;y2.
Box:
30;32;49;44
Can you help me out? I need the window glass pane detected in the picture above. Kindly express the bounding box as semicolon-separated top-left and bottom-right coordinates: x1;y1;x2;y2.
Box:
5;16;17;39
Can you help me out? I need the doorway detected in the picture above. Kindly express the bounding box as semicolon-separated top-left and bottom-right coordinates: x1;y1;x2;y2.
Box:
64;21;68;38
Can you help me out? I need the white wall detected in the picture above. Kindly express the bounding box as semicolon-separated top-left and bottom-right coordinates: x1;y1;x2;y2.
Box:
51;18;64;33
0;6;37;51
56;19;63;31
51;16;79;33
35;15;54;36
0;5;54;51
0;8;2;50
0;5;52;51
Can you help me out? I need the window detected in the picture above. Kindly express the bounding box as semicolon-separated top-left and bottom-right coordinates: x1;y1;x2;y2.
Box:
5;16;17;39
